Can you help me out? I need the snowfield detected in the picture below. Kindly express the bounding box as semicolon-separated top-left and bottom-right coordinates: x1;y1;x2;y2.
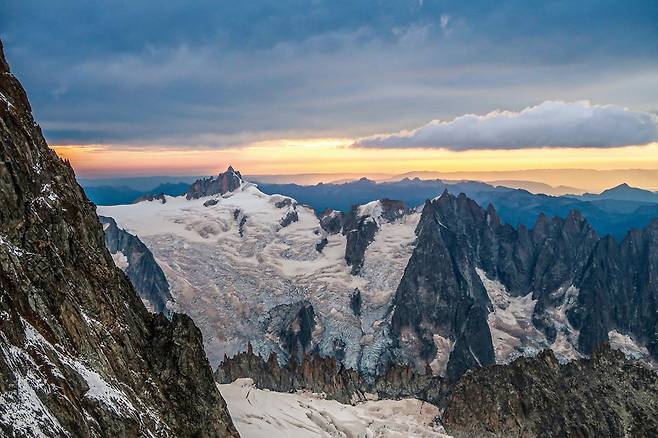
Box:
218;378;451;438
98;184;420;374
478;268;584;364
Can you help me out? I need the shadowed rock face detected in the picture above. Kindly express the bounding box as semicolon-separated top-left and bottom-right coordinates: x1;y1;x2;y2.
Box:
319;208;344;234
186;165;243;199
215;347;446;406
0;41;238;437
389;189;658;381
344;215;379;274
442;345;658;438
265;301;316;363
99;215;173;315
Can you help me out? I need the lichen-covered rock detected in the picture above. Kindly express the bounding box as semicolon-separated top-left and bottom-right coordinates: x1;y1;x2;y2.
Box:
0;40;238;437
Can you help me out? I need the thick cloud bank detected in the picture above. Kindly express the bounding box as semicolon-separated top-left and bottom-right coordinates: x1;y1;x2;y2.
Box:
355;101;658;150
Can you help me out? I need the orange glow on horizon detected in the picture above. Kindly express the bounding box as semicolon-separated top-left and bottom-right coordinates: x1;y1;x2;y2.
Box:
52;140;658;190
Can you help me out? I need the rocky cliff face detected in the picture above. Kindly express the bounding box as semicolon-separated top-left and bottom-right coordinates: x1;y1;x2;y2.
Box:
215;346;446;406
0;41;238;436
99;216;173;315
186;166;243;199
443;345;658;437
388;189;658;381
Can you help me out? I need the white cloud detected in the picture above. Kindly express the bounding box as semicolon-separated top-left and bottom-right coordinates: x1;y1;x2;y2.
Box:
354;101;658;150
440;14;450;30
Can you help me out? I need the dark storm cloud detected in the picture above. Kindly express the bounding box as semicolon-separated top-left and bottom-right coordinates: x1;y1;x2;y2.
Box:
2;1;657;147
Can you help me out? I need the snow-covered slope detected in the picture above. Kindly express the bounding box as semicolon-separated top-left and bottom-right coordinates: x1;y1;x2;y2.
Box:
98;181;419;374
218;378;451;438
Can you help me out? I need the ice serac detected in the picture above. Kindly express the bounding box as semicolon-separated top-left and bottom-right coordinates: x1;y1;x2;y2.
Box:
186;165;243;199
0;41;238;436
99;215;173;315
443;345;658;437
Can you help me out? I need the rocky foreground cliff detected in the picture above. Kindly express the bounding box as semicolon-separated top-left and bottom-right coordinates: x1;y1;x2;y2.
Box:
216;343;658;437
443;345;658;437
0;41;238;436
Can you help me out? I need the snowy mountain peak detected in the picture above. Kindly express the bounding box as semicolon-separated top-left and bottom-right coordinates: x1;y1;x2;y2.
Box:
186;165;245;199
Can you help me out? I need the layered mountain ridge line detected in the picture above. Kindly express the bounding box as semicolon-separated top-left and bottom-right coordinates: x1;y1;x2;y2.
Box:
253;177;658;241
101;159;658;387
0;40;238;436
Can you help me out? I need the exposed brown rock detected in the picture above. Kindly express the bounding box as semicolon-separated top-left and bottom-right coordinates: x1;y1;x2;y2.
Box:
0;40;238;437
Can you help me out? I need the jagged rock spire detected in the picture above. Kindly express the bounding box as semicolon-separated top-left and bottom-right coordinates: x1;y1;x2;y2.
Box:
186;165;244;199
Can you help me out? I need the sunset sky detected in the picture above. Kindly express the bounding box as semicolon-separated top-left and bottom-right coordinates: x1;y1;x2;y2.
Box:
3;1;658;185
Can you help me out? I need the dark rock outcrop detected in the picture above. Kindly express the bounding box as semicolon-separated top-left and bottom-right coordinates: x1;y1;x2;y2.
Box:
343;199;409;275
0;40;238;436
315;237;328;252
279;208;298;227
99;216;173;315
233;209;247;237
264;301;316;362
215;347;446;406
274;198;294;209
350;288;362;316
133;192;166;204
443;345;658;437
215;346;368;404
378;198;407;222
186;165;243;199
344;216;378;274
319;208;344;234
203;198;219;207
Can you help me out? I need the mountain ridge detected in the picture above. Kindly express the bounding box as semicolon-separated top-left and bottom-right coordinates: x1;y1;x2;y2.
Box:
0;40;238;436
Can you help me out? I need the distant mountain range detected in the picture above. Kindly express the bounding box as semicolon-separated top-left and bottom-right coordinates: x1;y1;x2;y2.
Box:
575;183;658;203
82;175;658;241
256;178;658;240
82;182;191;205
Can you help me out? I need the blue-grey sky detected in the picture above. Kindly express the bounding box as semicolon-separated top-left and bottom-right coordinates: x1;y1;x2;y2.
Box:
2;0;658;150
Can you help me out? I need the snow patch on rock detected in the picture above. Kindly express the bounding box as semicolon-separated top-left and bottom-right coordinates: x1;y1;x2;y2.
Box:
547;285;582;363
429;334;454;376
478;268;547;363
111;251;129;270
608;330;651;361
